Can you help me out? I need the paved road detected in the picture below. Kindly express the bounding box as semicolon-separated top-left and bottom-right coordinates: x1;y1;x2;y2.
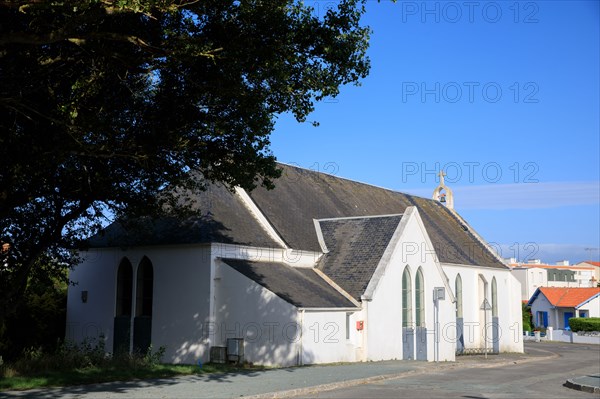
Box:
306;342;600;399
2;342;598;398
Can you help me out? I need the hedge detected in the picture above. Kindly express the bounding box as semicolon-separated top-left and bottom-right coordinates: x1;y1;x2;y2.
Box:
568;317;600;332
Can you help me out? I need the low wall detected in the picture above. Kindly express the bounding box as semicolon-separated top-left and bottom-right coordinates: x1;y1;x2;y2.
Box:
546;329;600;345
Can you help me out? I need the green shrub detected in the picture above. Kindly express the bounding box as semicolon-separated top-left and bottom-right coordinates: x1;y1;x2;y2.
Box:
0;337;169;380
569;317;600;332
522;304;533;332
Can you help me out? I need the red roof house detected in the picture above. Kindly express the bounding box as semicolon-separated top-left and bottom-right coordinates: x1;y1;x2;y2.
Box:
528;287;600;330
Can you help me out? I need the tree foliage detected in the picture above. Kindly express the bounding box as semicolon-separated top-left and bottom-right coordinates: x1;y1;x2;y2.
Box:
0;0;370;326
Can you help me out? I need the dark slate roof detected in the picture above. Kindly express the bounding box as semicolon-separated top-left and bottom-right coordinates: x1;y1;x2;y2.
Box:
249;163;506;269
88;183;280;248
221;259;356;308
317;216;402;301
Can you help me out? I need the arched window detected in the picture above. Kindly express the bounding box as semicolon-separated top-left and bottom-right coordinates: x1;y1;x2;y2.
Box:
116;258;133;316
402;267;413;328
415;268;425;327
492;277;498;318
455;274;463;318
136;257;154;317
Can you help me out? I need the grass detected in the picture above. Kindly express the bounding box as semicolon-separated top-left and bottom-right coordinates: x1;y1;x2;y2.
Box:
0;339;268;391
0;362;265;391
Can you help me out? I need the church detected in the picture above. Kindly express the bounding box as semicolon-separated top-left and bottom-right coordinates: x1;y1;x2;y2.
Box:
66;163;523;365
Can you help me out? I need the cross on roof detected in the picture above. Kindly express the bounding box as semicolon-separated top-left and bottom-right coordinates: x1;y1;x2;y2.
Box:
438;170;446;185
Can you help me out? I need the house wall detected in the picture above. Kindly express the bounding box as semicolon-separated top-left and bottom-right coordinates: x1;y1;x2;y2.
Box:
444;265;523;354
213;260;301;367
66;245;213;364
530;293;557;329
579;296;600;318
366;212;456;362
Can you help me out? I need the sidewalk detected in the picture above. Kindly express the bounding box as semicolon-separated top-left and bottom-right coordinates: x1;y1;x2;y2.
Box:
565;374;600;394
0;345;557;399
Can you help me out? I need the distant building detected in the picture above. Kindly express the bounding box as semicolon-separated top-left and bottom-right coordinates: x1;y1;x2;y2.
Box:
575;261;600;286
509;259;595;301
527;287;600;330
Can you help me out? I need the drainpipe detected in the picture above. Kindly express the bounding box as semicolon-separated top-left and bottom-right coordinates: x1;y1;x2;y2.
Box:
361;298;369;362
298;309;305;366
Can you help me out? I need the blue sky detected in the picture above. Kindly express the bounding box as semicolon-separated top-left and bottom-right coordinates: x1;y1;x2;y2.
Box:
271;0;600;263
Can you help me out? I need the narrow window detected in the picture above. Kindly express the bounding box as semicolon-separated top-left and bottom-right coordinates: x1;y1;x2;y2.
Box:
402;267;413;328
415;268;425;327
116;258;133;316
136;257;154;317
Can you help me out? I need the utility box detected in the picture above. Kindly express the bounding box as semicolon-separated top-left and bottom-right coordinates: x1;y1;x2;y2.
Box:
227;338;244;364
210;346;227;364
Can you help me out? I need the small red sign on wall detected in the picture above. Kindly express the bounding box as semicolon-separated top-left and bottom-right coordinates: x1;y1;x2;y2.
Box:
356;320;364;330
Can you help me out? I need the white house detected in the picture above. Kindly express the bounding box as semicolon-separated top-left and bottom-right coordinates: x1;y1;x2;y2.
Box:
527;287;600;330
66;164;523;366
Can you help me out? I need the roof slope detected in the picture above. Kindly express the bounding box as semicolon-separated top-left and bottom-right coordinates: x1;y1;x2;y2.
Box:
537;287;600;307
221;259;356;308
89;183;280;248
249;163;506;269
316;215;402;301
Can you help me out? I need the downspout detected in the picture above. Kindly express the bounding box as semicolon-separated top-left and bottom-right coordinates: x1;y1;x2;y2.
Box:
361;298;369;362
298;309;305;366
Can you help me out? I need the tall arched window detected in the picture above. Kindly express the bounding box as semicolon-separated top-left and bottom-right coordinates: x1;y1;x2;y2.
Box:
402;267;413;328
415;268;425;327
116;258;133;316
491;277;498;318
136;257;154;317
455;274;463;318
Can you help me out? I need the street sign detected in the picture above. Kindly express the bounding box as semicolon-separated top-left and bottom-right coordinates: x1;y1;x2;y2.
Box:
480;298;492;310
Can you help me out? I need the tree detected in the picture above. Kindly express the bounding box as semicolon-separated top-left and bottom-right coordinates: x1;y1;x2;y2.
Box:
0;0;371;329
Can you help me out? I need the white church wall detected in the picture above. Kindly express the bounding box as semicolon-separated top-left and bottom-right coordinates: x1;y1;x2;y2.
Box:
301;310;357;364
148;246;212;364
443;265;523;354
66;249;118;349
66;245;213;364
213;260;301;367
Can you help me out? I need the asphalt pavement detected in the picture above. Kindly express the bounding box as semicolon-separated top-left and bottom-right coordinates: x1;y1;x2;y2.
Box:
1;342;597;399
